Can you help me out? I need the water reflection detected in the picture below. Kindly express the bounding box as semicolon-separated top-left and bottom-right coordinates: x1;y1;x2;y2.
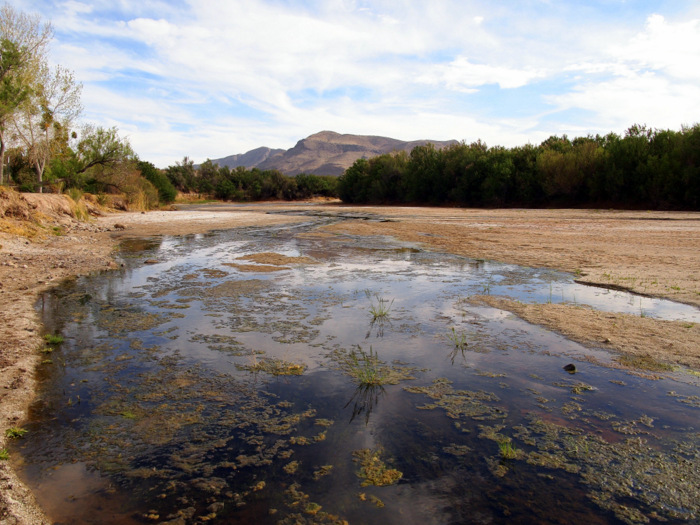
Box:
345;384;386;425
14;217;700;524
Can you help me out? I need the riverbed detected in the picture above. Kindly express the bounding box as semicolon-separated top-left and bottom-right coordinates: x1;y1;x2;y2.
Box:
11;212;700;524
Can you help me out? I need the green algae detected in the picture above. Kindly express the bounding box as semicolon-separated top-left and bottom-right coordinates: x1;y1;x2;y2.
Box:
352;448;403;487
404;378;507;422
237;357;307;376
515;414;700;524
312;465;333;480
327;346;421;386
279;483;349;525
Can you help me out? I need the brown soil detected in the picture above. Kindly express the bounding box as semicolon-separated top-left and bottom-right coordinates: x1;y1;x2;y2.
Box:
1;195;699;523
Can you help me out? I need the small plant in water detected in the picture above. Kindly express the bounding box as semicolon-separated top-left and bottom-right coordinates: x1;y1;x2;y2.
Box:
446;327;468;350
0;449;9;460
498;439;519;460
5;427;28;439
369;295;393;321
44;334;64;345
347;346;388;386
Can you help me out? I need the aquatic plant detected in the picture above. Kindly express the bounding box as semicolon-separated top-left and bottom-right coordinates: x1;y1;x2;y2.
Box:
352;448;402;487
237;357;307;376
0;449;9;460
369;295;393;320
615;354;673;372
346;346;388;386
44;333;64;345
312;465;333;480
498;439;520;460
446;327;468;350
5;427;28;439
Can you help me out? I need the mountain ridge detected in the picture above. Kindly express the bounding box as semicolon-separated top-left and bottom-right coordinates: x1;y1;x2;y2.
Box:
209;131;458;176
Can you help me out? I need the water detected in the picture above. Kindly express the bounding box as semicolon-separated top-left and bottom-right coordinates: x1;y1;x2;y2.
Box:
13;217;700;524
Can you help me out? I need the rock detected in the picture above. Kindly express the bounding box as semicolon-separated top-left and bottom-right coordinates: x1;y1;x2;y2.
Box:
113;223;126;230
144;259;159;265
563;363;577;374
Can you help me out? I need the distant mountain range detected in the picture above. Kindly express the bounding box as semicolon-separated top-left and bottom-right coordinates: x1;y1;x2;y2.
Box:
209;131;458;176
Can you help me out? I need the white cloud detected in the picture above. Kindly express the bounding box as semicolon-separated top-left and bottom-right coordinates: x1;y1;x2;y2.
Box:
14;1;700;166
610;14;700;81
420;56;545;91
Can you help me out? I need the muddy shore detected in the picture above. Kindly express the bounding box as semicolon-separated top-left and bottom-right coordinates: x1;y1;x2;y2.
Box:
1;201;699;523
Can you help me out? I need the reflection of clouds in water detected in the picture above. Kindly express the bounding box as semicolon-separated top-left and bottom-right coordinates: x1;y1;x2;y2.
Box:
28;218;699;524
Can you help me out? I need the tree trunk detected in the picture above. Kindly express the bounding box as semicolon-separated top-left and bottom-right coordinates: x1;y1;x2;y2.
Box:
0;132;5;185
34;158;44;193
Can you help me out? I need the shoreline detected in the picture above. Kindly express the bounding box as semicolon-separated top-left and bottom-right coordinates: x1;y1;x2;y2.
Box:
1;203;699;523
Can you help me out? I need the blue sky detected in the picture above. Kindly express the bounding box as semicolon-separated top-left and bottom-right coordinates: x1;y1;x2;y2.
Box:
9;0;700;167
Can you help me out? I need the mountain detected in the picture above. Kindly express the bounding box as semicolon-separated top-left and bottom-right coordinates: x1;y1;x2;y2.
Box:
210;146;285;170
209;131;458;176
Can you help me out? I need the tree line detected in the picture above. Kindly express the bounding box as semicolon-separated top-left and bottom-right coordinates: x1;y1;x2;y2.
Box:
338;124;700;210
164;158;338;202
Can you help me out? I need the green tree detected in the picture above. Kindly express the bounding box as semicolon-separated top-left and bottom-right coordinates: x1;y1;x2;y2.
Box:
138;160;176;204
0;4;52;185
11;63;82;191
0;38;29;184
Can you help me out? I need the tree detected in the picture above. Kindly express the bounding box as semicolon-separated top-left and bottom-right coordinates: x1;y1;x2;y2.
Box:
0;4;52;184
138;160;177;204
11;63;82;191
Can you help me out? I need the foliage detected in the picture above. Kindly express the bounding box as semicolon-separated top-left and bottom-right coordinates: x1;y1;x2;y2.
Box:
162;158;339;202
345;346;389;386
498;439;520;460
446;327;468;350
0;4;52;185
43;333;64;345
5;426;27;438
337;124;700;211
137;160;176;204
368;295;393;321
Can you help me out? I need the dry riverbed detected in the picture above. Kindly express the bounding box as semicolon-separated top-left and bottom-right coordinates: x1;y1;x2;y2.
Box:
1;197;700;523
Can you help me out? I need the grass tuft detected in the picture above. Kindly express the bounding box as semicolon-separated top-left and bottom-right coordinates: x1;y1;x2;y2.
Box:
498;439;520;460
446;327;468;350
368;294;393;321
346;346;388;386
5;427;28;439
44;334;64;345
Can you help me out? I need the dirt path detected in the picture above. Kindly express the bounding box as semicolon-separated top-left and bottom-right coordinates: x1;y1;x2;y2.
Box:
1;199;700;523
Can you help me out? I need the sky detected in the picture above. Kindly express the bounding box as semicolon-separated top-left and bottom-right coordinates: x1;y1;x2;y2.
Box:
8;0;700;167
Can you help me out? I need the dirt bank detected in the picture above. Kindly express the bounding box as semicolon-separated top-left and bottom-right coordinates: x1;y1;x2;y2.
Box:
1;197;700;523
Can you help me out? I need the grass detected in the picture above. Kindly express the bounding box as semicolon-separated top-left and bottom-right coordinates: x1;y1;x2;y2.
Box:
346;346;388;386
0;449;9;460
498;439;520;460
5;427;28;439
446;327;468;350
368;295;393;320
44;333;64;345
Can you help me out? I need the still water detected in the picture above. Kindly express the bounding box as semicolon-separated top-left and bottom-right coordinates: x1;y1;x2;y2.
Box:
14;216;700;524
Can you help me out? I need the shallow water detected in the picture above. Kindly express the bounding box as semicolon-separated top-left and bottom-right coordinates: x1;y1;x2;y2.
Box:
14;216;700;524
